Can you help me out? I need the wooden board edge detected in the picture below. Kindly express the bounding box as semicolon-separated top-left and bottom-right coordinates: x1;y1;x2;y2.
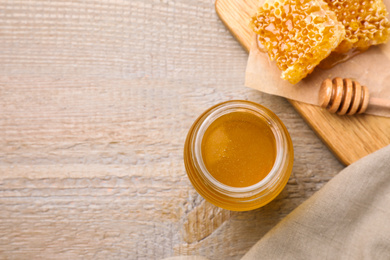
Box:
289;101;351;165
215;0;251;51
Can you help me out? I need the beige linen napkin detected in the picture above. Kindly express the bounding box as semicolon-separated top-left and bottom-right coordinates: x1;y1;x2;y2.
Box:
242;144;390;259
168;144;390;259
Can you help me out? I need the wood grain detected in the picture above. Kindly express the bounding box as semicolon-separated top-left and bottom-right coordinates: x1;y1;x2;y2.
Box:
0;0;345;259
215;0;390;165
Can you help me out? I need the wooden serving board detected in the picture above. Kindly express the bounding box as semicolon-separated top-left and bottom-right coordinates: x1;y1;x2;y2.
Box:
215;0;390;165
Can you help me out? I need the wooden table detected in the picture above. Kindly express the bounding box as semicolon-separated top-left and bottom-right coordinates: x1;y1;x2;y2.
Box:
0;1;344;259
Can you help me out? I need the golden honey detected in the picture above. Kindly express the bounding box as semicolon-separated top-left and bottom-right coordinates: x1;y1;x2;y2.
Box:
184;101;294;211
250;0;345;84
251;0;390;76
324;0;390;53
201;111;276;188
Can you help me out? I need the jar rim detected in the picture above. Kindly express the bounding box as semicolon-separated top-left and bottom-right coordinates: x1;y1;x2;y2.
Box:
191;100;290;196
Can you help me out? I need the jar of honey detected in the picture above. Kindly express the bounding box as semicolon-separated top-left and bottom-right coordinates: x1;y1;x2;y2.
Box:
184;100;293;211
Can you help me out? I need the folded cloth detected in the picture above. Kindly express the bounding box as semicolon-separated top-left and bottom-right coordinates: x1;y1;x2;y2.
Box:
242;144;390;260
167;145;390;260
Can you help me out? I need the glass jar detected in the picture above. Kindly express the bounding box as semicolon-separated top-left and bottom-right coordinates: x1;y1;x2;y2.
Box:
184;100;294;211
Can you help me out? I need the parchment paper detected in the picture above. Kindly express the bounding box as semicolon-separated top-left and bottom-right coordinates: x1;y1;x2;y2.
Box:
245;2;390;117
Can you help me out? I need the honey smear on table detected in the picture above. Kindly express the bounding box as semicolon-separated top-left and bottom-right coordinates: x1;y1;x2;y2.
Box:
201;111;276;187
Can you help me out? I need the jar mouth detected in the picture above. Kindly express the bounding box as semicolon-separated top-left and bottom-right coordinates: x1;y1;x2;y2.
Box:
192;101;287;195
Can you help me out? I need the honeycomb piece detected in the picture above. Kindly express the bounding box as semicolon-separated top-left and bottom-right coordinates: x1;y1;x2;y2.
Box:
325;0;390;53
251;0;345;84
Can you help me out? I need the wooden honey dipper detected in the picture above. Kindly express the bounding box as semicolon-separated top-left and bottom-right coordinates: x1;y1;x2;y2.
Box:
318;77;390;115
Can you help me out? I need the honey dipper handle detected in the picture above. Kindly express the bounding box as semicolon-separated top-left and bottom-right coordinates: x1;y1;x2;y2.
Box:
369;97;390;109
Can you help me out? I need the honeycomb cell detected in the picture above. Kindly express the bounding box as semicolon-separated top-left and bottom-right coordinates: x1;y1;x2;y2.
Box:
324;0;390;53
251;0;345;84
